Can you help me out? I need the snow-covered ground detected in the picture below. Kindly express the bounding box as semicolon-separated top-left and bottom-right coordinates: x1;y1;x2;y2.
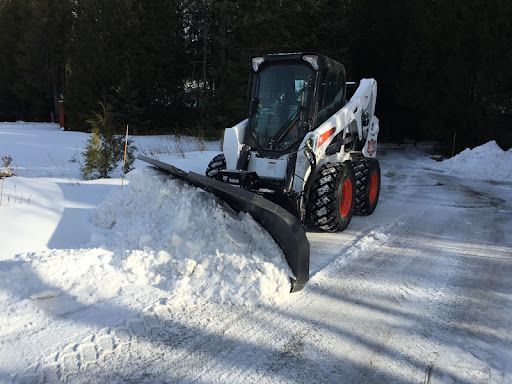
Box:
1;122;511;383
439;140;512;181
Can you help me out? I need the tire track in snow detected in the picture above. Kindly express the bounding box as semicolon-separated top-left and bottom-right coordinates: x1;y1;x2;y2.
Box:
14;298;247;384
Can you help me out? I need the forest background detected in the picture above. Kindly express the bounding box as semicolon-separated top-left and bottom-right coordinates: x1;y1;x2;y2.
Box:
1;0;511;151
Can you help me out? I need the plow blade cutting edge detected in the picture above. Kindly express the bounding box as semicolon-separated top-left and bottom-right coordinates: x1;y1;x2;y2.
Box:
137;154;310;292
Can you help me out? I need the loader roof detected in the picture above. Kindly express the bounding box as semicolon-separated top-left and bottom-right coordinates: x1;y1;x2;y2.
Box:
252;52;345;74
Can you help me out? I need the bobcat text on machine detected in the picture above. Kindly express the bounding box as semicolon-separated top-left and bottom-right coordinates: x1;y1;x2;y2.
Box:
139;52;381;292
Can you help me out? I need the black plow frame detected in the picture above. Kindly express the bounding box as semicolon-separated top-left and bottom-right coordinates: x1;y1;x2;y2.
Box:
137;155;310;292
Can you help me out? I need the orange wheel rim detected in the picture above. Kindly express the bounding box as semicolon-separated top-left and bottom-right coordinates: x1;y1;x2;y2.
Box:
339;179;353;218
368;171;379;205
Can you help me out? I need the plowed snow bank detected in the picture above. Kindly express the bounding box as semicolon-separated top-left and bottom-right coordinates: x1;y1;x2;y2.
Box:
0;168;292;322
91;167;292;305
440;141;512;181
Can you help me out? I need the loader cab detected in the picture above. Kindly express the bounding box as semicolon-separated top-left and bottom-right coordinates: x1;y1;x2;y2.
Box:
246;53;346;156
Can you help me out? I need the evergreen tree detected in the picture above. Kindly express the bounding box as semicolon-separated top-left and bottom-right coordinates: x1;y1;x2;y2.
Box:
0;0;31;120
81;102;136;179
66;0;183;134
13;0;72;121
0;0;510;148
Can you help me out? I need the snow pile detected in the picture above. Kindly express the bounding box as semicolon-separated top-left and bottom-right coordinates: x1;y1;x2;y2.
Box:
0;168;291;323
90;167;292;305
439;141;512;181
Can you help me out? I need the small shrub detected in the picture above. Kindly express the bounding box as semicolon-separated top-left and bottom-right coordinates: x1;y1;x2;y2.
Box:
2;155;12;168
1;155;14;178
81;102;136;180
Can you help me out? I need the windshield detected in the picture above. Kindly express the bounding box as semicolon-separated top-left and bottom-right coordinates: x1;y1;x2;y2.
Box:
250;63;313;150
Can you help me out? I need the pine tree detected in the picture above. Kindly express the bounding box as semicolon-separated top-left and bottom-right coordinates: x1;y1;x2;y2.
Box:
66;0;184;134
0;0;31;120
81;102;136;179
0;0;72;121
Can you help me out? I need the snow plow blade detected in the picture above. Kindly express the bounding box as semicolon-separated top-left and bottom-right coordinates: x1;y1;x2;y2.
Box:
137;155;309;292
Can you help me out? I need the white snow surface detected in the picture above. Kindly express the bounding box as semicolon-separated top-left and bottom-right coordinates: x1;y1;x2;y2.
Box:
1;123;512;383
0;121;221;179
439;140;512;181
90;167;292;305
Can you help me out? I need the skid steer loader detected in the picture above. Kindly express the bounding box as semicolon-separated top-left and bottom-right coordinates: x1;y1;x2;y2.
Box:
139;52;380;292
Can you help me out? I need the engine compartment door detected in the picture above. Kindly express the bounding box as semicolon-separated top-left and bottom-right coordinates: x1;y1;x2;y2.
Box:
248;153;288;179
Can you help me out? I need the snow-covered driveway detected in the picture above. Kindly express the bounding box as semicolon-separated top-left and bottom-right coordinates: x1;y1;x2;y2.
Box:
1;123;511;383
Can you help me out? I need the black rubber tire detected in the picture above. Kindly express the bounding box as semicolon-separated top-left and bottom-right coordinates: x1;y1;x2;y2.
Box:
205;153;226;179
309;162;355;232
353;158;381;215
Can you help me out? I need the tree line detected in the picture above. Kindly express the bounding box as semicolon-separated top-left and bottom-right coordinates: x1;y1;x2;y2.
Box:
0;0;511;150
